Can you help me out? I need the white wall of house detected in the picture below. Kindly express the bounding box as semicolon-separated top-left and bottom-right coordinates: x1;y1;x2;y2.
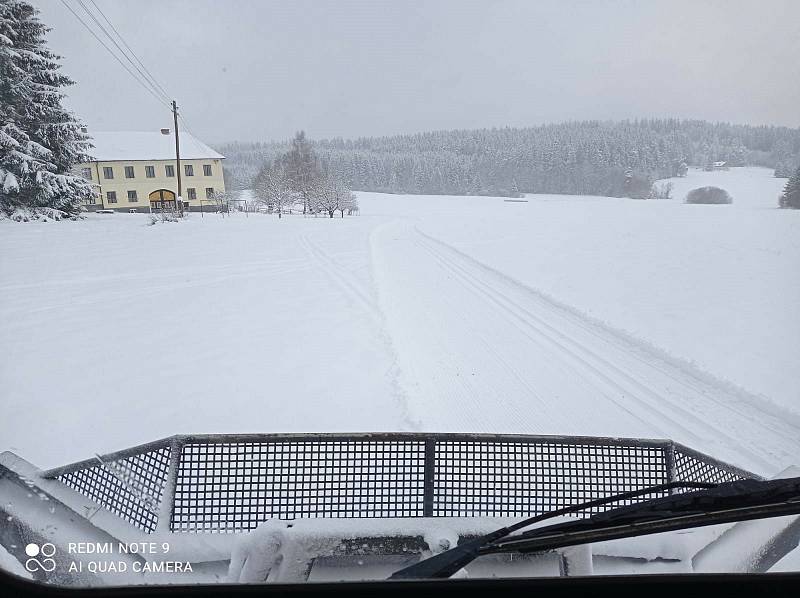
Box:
79;158;226;211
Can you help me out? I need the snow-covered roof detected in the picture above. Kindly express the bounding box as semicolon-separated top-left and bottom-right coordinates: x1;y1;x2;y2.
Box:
87;131;225;162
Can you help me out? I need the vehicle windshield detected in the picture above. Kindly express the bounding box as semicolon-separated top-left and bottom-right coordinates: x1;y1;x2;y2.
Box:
1;0;799;588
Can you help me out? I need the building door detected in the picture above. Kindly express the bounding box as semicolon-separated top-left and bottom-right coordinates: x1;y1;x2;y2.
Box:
149;189;176;210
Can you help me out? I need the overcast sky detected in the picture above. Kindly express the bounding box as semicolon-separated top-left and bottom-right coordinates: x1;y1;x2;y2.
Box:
37;0;800;144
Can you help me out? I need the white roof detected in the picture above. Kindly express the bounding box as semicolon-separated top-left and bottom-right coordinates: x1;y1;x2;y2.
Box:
87;131;225;161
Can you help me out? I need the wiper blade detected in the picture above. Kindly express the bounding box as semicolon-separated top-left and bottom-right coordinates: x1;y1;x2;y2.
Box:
484;477;800;555
389;480;716;580
390;477;800;580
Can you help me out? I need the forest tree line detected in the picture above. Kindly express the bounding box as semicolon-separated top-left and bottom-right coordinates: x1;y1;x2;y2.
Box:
221;119;800;199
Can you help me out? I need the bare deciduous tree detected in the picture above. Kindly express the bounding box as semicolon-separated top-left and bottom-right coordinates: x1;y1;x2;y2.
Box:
208;189;233;217
284;131;320;215
254;161;295;218
314;175;356;218
339;190;358;217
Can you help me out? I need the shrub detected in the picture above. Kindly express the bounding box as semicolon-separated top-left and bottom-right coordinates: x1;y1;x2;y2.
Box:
0;207;72;222
623;172;653;199
684;187;732;205
649;182;673;199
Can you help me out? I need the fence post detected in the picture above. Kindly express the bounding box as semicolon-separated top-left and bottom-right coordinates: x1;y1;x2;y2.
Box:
664;442;677;494
423;439;436;517
156;437;183;534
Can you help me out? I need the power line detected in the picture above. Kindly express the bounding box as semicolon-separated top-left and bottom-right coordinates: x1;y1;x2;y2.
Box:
61;0;208;149
74;0;171;104
84;0;172;101
177;112;196;137
57;0;172;110
75;0;170;103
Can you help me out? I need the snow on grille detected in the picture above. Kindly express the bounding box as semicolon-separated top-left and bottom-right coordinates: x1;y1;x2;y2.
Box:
56;446;171;532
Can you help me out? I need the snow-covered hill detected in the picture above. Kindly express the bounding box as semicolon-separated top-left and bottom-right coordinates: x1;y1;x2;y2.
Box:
1;167;797;475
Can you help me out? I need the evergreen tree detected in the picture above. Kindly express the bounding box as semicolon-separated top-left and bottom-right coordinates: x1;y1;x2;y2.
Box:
780;165;800;209
774;161;793;178
0;0;93;220
219;119;800;200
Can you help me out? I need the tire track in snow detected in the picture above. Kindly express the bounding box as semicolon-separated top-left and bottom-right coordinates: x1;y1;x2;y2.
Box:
413;233;746;448
371;221;800;474
0;256;311;293
0;261;314;321
371;222;616;437
301;231;419;431
414;227;800;454
414;233;686;438
299;234;381;321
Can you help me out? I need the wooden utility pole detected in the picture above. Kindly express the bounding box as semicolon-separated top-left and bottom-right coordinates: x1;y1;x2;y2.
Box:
94;161;104;209
172;100;183;215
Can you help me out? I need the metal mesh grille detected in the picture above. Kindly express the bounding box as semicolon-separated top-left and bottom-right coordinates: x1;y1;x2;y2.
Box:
172;440;426;532
47;435;759;534
57;447;170;532
674;448;747;485
433;441;668;517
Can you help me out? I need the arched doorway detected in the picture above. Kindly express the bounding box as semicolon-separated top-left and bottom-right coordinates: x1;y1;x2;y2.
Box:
148;189;176;210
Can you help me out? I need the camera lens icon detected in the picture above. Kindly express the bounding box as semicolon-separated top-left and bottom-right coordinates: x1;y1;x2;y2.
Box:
24;543;56;573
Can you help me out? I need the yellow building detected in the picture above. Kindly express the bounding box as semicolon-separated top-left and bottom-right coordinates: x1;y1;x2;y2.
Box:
77;131;226;213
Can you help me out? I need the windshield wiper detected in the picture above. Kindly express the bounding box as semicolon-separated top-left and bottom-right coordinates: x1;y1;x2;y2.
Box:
389;480;716;579
390;477;800;580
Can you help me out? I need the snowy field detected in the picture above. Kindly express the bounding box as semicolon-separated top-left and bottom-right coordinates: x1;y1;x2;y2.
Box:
1;167;798;476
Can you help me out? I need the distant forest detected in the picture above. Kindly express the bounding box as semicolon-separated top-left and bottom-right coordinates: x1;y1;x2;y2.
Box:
219;119;800;198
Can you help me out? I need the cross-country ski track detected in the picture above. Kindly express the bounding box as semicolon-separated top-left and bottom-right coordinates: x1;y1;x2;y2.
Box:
370;220;800;475
2;172;798;474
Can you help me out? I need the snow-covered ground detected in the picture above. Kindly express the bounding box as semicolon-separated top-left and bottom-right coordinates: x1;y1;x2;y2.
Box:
1;167;798;476
0;545;32;580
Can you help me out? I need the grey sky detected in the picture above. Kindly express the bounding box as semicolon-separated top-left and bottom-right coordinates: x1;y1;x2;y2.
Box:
37;0;800;144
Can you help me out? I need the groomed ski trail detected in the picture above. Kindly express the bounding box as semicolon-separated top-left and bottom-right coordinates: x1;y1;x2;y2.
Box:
370;221;800;475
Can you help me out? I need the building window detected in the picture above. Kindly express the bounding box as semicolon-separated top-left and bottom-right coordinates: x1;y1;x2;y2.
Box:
81;168;92;181
203;164;212;176
165;164;175;177
85;196;96;205
127;190;138;202
145;165;155;178
184;164;194;176
187;188;197;200
124;166;134;178
106;191;117;203
103;167;114;179
205;187;214;199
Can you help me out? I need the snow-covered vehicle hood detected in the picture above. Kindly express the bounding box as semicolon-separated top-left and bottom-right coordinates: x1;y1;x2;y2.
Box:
2;433;797;585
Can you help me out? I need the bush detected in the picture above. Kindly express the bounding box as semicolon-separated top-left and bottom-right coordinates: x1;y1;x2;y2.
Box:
147;209;183;225
684;187;732;205
0;207;73;222
623;172;653;199
649;182;673;199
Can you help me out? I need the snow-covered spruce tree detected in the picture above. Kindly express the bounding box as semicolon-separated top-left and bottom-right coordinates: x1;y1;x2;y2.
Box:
0;0;93;220
780;165;800;209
